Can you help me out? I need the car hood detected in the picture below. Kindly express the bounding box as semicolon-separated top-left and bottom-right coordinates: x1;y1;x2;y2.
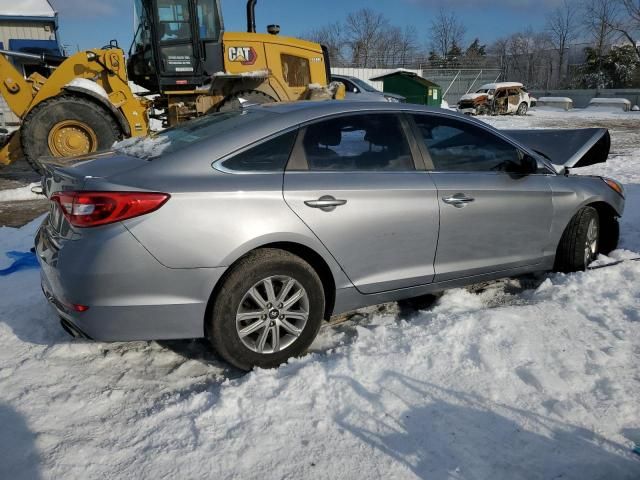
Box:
460;93;488;101
503;128;611;170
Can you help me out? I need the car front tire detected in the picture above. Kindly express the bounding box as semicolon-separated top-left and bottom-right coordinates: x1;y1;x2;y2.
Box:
208;249;325;371
554;207;600;273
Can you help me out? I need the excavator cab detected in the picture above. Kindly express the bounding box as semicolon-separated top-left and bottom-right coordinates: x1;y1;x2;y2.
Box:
128;0;224;93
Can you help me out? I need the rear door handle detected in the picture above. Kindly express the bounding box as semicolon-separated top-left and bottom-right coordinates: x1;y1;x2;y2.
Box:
304;195;347;212
442;194;475;208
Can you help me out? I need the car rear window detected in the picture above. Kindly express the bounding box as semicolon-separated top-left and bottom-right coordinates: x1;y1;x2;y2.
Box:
113;110;270;160
219;131;297;172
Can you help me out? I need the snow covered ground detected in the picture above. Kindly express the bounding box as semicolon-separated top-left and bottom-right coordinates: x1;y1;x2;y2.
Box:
0;109;639;479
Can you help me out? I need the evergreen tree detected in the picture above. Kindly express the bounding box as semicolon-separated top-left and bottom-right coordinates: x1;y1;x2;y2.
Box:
466;38;487;57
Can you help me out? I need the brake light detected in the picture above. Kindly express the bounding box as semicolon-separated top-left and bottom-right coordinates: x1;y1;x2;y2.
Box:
51;191;170;227
72;304;89;313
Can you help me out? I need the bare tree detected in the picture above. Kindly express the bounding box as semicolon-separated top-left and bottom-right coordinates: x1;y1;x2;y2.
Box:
344;8;389;68
610;0;640;60
429;8;466;60
583;0;618;59
306;22;345;65
546;0;580;86
379;26;419;67
499;28;554;88
490;37;510;79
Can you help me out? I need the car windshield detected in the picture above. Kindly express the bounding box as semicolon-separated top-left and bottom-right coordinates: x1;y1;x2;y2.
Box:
476;88;495;95
350;78;379;93
113;110;269;159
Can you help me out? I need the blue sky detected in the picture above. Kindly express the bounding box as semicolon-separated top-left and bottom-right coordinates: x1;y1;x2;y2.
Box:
50;0;561;53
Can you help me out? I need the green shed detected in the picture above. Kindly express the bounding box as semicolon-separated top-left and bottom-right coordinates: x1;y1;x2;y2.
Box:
370;70;442;106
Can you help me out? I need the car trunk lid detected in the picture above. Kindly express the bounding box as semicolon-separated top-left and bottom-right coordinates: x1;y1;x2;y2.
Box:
40;152;150;238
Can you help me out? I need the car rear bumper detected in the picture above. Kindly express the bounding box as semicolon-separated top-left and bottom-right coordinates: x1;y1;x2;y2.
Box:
36;220;226;341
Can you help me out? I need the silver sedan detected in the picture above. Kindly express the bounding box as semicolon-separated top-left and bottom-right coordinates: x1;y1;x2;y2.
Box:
36;101;625;370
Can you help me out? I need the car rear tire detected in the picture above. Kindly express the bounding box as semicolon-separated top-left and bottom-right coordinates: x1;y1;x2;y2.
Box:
554;207;600;273
516;102;528;115
208;249;325;370
21;95;122;173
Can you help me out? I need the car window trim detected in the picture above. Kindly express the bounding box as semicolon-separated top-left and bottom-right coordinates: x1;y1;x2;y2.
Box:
287;111;421;174
406;114;435;171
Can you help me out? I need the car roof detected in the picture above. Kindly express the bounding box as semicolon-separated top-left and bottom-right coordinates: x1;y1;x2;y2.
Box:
254;100;438;117
479;82;524;90
154;101;502;169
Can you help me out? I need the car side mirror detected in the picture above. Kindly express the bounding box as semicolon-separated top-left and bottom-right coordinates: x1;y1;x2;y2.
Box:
521;154;539;174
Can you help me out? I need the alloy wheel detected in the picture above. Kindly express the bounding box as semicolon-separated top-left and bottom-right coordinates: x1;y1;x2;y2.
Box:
584;218;599;266
235;276;310;354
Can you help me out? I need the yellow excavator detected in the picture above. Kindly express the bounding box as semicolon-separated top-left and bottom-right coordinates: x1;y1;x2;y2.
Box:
0;0;342;172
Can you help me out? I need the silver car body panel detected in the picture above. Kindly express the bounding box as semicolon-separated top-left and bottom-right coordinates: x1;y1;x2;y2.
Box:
332;75;405;103
430;172;554;282
284;171;440;294
36;101;625;341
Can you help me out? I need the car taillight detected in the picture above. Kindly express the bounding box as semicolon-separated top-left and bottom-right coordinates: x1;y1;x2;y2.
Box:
51;191;170;228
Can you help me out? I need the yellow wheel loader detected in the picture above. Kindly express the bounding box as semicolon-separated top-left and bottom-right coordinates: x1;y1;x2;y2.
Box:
0;0;343;172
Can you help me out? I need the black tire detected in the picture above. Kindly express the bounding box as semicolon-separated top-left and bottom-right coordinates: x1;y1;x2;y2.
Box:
208;249;325;370
599;215;620;255
516;102;528;115
21;95;122;173
554;206;600;273
217;90;276;112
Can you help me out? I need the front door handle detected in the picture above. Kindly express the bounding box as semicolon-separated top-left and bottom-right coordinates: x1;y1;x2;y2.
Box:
442;194;475;208
304;195;347;212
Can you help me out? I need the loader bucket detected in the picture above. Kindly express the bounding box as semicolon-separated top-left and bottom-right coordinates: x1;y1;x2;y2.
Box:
0;131;23;166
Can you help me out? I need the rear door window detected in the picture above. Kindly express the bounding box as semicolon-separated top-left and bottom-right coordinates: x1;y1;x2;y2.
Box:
220;131;297;172
301;114;415;171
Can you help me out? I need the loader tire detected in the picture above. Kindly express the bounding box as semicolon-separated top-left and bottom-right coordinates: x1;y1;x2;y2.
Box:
218;90;276;112
21;95;122;173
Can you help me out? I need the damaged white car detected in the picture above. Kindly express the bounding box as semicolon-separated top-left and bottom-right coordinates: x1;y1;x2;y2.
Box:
458;82;532;116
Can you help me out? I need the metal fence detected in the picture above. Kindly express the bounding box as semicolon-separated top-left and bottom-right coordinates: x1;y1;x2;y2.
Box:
421;69;503;104
330;67;504;104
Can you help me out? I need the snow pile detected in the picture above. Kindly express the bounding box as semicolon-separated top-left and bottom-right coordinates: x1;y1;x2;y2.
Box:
440;100;455;110
587;98;632;112
212;70;270;79
65;78;109;101
0;109;639;478
0;183;42;202
0;0;55;17
536;97;574;111
112;135;171;160
539;97;573;103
